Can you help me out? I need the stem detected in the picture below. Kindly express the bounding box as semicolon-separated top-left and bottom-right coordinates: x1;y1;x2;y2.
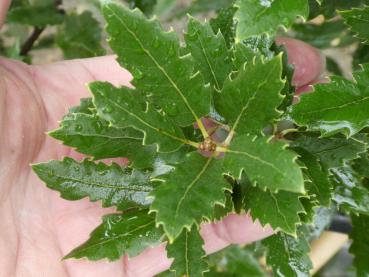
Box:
20;27;45;56
196;119;210;139
215;145;228;153
20;0;64;56
184;140;200;149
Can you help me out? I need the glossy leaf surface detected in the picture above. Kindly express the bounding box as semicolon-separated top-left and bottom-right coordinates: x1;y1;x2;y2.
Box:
167;227;208;276
235;0;309;41
150;152;230;241
224;135;305;193
33;158;153;211
291;65;369;137
64;210;162;261
102;2;211;126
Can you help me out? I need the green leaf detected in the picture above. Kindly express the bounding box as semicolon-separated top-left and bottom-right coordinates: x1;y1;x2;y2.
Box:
304;207;333;240
263;231;313;277
210;6;238;48
102;2;211;127
171;0;230;19
292;135;367;169
349;215;369;277
215;55;284;136
354;44;369;70
294;148;332;206
32;158;153;211
185;17;232;91
224;135;305;193
56;11;105;59
326;57;344;76
340;7;369;45
154;0;177;16
213;192;233;220
298;196;319;224
308;0;369;19
232;36;274;70
64;210;162;261
234;0;309;41
292;20;357;49
167;226;208;276
50;113;156;169
68;97;94;115
242;179;305;235
206;246;267;277
91;81;186;153
352;152;369;178
331;166;369;216
290;64;369;137
150;152;231;241
6;4;64;27
126;0;157;15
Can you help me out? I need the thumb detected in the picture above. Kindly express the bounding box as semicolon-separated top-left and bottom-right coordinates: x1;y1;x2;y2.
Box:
276;37;326;89
0;0;11;29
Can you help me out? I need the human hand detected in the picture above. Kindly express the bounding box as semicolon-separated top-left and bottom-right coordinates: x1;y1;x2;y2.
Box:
0;2;325;276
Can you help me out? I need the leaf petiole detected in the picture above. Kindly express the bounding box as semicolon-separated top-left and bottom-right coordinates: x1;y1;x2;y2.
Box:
196;118;210;139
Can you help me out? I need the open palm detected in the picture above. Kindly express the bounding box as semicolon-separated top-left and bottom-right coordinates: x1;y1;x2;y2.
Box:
0;3;325;276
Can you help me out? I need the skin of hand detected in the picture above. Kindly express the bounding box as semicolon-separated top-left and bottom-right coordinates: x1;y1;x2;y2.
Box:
0;2;325;277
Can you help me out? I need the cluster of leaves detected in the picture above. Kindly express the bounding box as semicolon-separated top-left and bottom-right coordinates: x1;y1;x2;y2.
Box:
27;0;369;276
0;0;105;61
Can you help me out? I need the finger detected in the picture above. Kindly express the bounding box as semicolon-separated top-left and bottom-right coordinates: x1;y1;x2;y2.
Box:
0;0;11;29
276;37;326;89
124;214;274;276
200;213;274;254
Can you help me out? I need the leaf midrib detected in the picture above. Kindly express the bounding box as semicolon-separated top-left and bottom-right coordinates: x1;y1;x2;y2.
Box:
106;5;201;124
229;60;278;134
60;129;142;141
38;167;152;193
98;91;189;146
71;220;156;256
298;95;369;116
227;149;284;176
174;158;213;218
195;27;221;90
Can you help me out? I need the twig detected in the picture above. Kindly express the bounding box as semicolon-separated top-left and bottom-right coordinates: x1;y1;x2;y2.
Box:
20;27;45;56
20;0;64;56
